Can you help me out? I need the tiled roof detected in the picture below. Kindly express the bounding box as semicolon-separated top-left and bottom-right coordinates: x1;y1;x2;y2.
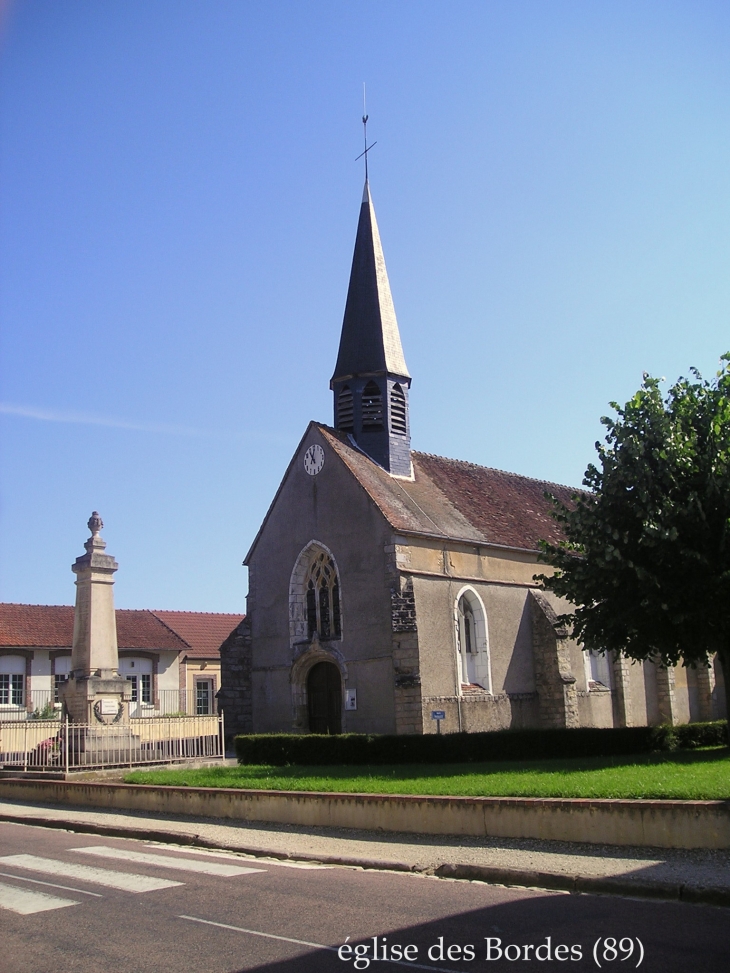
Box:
152;611;243;659
0;604;75;648
0;604;241;656
318;425;577;551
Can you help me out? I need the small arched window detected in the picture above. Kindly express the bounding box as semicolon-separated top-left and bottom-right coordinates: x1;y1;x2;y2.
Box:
455;589;491;692
337;386;354;431
390;383;407;435
361;381;384;430
305;551;342;640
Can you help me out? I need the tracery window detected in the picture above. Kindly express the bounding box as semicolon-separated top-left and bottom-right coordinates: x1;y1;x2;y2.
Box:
361;381;384;430
390;383;407;435
337;386;354;431
305;551;342;640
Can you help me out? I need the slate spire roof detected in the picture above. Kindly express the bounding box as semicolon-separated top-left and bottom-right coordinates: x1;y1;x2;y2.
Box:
331;180;410;384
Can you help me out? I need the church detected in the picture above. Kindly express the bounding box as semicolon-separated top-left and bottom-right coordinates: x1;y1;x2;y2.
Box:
218;179;726;738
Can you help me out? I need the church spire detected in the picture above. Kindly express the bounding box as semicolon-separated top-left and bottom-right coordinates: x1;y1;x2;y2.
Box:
330;179;412;477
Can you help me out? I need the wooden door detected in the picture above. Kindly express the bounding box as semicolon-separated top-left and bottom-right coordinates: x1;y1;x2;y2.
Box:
307;662;342;735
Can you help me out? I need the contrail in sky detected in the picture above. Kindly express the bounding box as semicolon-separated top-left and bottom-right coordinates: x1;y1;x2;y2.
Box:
0;402;213;438
0;401;290;444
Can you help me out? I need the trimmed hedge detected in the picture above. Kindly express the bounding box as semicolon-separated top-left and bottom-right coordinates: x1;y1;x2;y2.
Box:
234;721;727;767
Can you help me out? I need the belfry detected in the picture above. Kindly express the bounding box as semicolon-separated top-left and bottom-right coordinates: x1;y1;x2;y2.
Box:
330;180;412;476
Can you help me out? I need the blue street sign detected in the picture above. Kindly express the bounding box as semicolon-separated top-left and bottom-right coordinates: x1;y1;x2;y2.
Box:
431;710;445;720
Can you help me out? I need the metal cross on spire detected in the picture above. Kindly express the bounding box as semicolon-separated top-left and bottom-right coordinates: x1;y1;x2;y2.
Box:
355;83;377;180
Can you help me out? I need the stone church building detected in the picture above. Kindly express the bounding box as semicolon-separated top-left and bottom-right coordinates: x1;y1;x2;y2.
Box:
219;180;726;738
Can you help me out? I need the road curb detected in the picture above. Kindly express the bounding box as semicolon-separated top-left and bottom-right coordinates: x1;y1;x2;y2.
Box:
1;809;728;908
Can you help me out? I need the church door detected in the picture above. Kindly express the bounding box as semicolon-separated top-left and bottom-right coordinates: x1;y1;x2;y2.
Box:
307;662;342;734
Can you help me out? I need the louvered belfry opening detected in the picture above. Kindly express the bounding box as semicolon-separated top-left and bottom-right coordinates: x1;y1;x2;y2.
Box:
337;386;354;431
361;380;384;430
390;383;407;435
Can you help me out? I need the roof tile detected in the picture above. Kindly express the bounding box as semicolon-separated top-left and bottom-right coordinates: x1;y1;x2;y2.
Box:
318;426;576;550
0;604;242;656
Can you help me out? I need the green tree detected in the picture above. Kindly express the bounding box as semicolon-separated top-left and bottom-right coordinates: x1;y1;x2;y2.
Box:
537;355;730;722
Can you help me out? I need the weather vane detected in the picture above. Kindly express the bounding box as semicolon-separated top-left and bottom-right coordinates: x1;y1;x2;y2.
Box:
355;83;377;180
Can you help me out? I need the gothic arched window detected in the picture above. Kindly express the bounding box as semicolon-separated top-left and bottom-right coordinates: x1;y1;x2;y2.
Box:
390;383;407;435
455;589;491;691
361;381;384;430
337;386;354;431
304;551;342;641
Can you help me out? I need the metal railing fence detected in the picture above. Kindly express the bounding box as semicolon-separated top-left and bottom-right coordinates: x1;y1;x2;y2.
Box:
0;714;224;772
0;689;220;722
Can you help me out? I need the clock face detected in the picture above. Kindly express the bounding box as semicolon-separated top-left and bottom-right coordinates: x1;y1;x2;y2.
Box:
303;444;325;476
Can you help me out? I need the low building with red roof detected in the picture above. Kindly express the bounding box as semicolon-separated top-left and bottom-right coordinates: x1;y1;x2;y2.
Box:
0;603;243;719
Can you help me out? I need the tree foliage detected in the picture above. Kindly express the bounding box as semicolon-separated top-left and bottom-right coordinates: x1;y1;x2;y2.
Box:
537;355;730;717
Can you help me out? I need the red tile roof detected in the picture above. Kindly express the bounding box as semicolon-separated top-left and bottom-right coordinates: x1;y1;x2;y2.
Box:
318;425;576;551
151;611;243;659
0;604;242;657
0;604;75;649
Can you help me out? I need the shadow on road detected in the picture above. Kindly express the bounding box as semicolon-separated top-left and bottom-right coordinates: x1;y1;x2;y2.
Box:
230;890;729;973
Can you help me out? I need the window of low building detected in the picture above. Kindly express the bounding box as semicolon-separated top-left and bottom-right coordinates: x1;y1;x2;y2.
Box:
53;655;72;704
0;655;26;707
119;657;154;709
195;678;214;715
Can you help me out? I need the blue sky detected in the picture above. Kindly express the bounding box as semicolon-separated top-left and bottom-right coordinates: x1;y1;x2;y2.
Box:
2;0;729;612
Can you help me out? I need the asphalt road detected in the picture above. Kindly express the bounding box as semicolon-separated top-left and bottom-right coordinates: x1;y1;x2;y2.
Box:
0;821;727;973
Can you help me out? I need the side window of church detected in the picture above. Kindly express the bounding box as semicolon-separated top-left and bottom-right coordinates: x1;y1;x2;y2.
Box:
457;596;476;654
587;649;611;689
361;381;384;430
337;386;354;431
390;383;407;435
305;552;342;640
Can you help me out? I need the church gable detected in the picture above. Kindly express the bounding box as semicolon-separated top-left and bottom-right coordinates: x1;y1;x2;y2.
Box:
244;422;394;570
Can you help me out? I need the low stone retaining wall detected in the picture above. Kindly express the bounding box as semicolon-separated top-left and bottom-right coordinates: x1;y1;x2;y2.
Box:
0;778;728;849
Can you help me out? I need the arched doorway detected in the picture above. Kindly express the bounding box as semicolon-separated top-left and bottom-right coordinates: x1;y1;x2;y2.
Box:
307;661;342;734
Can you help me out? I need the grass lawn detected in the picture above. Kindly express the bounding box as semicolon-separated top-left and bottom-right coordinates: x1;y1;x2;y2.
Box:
124;747;730;800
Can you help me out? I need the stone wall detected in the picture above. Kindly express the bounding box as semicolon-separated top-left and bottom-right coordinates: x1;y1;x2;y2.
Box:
390;575;423;734
530;590;579;729
421;692;538;734
217;618;252;742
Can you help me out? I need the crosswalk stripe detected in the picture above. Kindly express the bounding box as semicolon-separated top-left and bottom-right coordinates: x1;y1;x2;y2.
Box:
0;880;79;915
0;870;103;897
71;845;266;877
0;855;183;893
